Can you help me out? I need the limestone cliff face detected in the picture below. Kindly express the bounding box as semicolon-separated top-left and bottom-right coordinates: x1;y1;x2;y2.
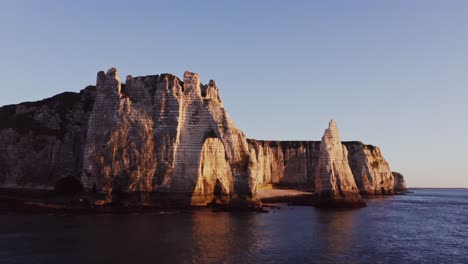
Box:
159;72;253;201
82;68;157;197
344;142;395;195
0;67;405;207
80;68;253;205
191;138;233;205
246;139;398;196
0;87;95;189
315;120;365;206
247;140;319;188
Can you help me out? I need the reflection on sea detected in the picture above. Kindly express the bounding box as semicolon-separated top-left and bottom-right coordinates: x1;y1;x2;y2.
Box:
191;212;257;263
315;209;358;263
0;189;466;263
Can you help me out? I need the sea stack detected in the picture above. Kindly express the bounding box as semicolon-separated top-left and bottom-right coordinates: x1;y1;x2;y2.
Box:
315;120;366;208
392;172;407;194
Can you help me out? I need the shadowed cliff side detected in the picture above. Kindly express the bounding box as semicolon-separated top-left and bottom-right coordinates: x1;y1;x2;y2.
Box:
0;86;95;189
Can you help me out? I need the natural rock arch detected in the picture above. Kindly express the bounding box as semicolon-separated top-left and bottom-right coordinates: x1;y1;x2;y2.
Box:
191;138;233;205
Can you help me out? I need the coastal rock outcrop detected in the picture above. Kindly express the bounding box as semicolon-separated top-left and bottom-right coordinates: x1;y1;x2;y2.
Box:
392;172;407;193
314;120;366;207
192;138;233;205
344;142;395;195
82;68;157;200
0;67;405;208
158;71;254;205
0;87;95;189
80;69;255;206
246;139;398;198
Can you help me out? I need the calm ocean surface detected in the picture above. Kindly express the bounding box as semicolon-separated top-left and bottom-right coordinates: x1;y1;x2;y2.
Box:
0;189;466;264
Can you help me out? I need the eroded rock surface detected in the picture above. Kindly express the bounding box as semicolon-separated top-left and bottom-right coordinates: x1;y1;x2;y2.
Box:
344;142;395;195
0;87;95;189
0;67;405;208
315;120;366;207
192;138;233;205
82;68;157;201
247;140;319;188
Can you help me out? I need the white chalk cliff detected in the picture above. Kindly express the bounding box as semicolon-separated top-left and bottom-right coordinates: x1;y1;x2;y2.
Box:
0;68;406;207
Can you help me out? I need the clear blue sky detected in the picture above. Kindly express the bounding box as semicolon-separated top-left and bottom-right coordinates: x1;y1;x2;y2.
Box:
0;0;467;187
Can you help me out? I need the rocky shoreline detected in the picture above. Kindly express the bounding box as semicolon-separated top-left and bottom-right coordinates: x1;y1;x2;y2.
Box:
0;186;409;214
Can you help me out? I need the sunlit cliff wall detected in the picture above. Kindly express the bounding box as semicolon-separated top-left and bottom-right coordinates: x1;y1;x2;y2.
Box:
0;68;406;206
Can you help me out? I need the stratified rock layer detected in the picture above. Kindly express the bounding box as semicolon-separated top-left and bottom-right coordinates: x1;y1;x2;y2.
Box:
82;68;157;201
344;142;395;195
192;138;233;205
0;88;95;189
0;67;406;207
80;69;254;206
247;140;319;188
245;140;400;195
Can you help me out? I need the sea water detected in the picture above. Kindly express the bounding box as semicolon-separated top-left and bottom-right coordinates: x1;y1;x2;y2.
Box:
0;189;466;264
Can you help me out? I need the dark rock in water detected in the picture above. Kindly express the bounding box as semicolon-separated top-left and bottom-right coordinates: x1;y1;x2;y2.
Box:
392;172;407;193
54;176;84;195
228;197;263;211
210;197;266;212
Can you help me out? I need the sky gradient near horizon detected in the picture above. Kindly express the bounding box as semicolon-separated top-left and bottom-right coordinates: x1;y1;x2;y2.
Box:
0;0;467;187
